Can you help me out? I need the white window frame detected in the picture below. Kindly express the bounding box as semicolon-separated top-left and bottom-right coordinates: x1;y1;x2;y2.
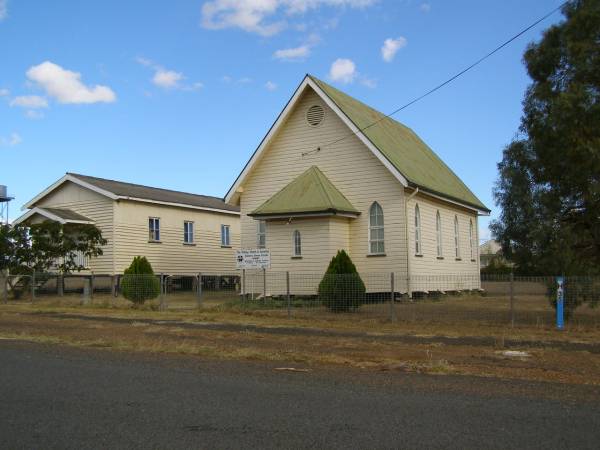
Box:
436;210;443;258
221;224;231;247
257;220;266;248
292;230;302;257
369;202;385;255
414;204;422;255
454;215;461;259
149;217;160;242
469;219;474;261
183;221;194;244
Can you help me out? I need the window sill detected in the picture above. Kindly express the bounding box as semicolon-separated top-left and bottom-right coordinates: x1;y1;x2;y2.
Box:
455;258;462;261
183;243;196;246
367;253;386;257
436;256;444;260
148;240;162;244
221;245;232;248
414;254;423;258
291;256;303;259
471;259;477;262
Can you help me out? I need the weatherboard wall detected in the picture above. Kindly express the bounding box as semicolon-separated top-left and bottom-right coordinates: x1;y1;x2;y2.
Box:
31;181;115;274
112;200;240;274
238;87;409;277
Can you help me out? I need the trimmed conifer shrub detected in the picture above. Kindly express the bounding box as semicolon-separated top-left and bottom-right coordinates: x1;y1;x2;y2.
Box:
318;250;365;312
121;256;160;304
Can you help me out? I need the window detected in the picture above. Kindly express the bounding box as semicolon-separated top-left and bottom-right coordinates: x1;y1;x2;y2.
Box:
454;216;460;258
414;204;422;255
469;219;474;260
257;220;266;248
436;211;443;257
221;224;230;247
293;230;302;256
149;217;160;242
183;221;194;244
369;202;385;254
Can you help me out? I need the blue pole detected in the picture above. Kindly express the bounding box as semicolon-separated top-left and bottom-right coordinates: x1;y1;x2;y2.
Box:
556;276;564;330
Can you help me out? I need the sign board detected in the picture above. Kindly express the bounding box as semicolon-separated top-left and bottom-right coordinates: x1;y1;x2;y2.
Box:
236;249;271;269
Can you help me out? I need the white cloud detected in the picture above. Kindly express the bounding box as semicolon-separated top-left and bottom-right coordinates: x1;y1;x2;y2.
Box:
25;110;44;120
0;132;22;147
0;88;9;97
201;0;377;36
381;36;407;62
420;3;431;13
0;0;7;21
328;58;356;84
137;57;202;91
265;81;278;91
10;95;48;109
274;45;311;61
26;61;116;104
152;69;184;89
360;77;376;88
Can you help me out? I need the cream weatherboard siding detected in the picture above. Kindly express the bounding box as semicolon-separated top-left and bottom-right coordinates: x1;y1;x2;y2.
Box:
112;200;239;274
406;193;480;291
33;180;115;274
239;87;408;279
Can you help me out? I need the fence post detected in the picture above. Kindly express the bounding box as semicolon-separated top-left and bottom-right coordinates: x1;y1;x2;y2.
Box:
556;276;564;330
57;274;64;297
263;268;267;300
3;275;7;304
159;273;166;311
242;269;246;303
509;272;515;327
82;277;91;305
390;272;397;322
196;272;202;308
286;271;291;319
31;271;36;302
111;275;116;298
90;272;95;300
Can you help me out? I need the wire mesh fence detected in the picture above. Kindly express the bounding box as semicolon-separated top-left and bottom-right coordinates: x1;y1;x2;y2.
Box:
2;271;599;331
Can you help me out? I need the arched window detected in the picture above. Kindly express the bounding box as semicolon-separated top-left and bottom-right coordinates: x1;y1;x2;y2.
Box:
369;202;385;254
257;220;266;248
293;230;302;256
414;204;422;255
454;216;460;258
436;211;443;257
469;219;474;260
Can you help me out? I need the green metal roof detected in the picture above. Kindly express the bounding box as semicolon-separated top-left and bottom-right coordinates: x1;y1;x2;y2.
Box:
250;166;359;217
309;75;489;212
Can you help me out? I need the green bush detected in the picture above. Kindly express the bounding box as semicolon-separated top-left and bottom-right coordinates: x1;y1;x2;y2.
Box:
318;250;365;312
121;256;160;304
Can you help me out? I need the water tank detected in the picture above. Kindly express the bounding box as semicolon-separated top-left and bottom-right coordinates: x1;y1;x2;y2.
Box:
0;185;7;199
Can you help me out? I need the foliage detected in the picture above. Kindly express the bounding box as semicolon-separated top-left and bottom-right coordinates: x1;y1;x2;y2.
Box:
480;255;513;275
0;222;107;275
121;256;160;304
491;0;600;278
318;250;365;312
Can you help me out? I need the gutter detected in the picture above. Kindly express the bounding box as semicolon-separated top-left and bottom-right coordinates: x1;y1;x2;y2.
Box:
404;187;419;298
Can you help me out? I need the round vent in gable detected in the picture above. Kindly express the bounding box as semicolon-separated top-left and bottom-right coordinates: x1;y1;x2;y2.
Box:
306;104;325;127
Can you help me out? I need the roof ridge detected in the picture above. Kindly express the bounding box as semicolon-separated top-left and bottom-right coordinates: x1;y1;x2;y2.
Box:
67;172;226;201
310;166;335;209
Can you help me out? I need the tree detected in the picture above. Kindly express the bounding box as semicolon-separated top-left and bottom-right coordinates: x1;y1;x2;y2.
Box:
121;256;160;304
491;0;600;276
0;222;107;274
318;250;365;312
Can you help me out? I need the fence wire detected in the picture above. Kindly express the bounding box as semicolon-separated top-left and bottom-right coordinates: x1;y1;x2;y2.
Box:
1;272;599;330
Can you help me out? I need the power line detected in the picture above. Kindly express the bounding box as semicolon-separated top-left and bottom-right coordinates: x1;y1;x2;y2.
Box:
314;1;568;152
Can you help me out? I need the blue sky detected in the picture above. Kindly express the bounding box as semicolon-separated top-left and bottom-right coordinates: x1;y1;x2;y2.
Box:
0;0;565;239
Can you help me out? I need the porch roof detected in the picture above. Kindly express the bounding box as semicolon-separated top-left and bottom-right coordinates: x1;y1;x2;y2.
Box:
249;166;359;219
13;207;95;225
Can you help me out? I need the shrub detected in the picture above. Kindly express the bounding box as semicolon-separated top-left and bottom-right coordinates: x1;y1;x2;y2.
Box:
318;250;365;312
121;256;160;304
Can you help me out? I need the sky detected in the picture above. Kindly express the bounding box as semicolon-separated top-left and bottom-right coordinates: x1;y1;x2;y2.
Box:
0;0;566;240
